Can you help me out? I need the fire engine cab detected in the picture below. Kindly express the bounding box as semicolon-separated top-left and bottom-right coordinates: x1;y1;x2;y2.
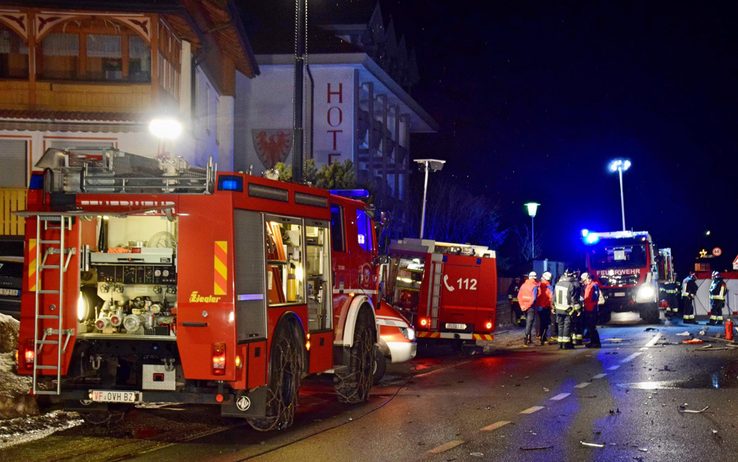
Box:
583;230;661;323
16;147;378;431
383;238;497;352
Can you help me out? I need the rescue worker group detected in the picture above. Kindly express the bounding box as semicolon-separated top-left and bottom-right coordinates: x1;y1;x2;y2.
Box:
507;270;729;348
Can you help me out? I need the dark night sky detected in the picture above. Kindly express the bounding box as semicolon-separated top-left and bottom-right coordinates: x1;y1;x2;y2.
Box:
240;1;738;275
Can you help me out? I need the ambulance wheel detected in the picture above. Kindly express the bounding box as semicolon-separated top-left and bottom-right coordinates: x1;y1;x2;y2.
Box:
248;321;303;432
373;348;387;384
335;306;375;404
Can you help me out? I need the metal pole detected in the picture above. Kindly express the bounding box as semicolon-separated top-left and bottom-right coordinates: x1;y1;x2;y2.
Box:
419;161;429;239
292;0;305;183
531;215;535;260
618;167;626;231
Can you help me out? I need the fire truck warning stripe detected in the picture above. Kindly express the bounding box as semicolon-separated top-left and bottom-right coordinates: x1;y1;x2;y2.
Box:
28;239;37;292
214;241;227;295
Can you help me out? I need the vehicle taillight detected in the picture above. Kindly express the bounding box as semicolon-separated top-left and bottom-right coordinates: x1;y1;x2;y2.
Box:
212;342;226;375
419;317;430;328
22;342;35;369
485;321;493;330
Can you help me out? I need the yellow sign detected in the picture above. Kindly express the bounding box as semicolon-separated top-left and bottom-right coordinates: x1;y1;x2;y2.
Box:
189;291;222;303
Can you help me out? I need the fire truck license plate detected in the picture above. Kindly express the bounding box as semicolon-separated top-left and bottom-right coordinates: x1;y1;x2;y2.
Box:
613;292;626;297
90;390;141;403
0;288;19;296
445;323;467;330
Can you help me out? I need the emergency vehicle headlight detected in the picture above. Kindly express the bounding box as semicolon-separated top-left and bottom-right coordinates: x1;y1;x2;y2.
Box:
637;285;655;301
401;327;415;341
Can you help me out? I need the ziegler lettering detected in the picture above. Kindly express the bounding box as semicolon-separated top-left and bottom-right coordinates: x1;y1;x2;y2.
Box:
189;291;222;303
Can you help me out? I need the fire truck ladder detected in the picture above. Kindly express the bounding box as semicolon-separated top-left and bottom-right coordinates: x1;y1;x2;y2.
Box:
31;214;75;395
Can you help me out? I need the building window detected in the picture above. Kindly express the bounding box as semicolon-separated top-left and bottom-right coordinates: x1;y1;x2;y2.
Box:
0;24;28;78
37;18;150;83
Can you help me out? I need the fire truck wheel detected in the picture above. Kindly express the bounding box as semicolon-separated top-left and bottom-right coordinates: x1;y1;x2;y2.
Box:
248;321;303;432
640;303;661;324
335;306;375;404
373;347;387;384
598;309;611;325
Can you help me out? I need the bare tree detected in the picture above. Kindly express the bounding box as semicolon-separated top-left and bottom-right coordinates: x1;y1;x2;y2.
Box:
515;223;544;262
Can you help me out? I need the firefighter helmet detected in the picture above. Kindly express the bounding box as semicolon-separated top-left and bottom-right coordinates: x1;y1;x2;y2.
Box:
542;271;552;281
580;272;590;282
712;271;720;279
528;271;537;279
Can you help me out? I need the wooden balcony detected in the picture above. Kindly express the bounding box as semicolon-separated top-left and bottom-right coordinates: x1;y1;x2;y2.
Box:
0;80;152;113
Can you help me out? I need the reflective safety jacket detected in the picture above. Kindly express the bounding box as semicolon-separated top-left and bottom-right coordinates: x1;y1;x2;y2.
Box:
681;275;698;298
554;276;581;314
535;280;553;309
583;281;600;312
517;279;539;312
709;277;727;302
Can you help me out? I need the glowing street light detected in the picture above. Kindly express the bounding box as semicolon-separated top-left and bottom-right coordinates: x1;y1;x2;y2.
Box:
608;158;631;231
414;159;446;239
524;202;540;260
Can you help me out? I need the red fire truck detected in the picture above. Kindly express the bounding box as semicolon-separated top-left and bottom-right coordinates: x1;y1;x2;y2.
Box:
383;238;497;352
582;230;661;323
16;147;379;431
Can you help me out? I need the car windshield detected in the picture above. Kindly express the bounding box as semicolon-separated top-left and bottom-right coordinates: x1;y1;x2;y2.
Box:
588;240;647;270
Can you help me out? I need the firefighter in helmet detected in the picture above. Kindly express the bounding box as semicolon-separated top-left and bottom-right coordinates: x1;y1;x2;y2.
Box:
581;272;601;348
708;270;727;325
663;275;680;318
571;270;585;346
681;270;698;324
535;271;554;345
554;270;581;349
517;271;539;346
507;276;525;327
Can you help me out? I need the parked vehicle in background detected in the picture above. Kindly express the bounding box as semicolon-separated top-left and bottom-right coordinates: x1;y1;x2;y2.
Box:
383;238;497;354
374;301;416;383
0;254;22;319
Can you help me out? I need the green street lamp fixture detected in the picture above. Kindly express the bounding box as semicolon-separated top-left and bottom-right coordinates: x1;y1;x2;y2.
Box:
524;202;540;260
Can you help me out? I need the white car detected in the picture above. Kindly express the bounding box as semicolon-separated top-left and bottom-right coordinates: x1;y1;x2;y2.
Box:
374;301;416;383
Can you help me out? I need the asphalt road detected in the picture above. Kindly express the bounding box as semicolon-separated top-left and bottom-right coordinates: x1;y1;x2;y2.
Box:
2;317;737;461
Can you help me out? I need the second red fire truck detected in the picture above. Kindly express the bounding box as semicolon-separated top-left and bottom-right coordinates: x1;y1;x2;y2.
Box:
383;238;497;352
16;147;383;431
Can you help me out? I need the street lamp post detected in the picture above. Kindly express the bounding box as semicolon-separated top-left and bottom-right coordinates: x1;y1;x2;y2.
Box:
608;158;631;231
292;0;307;183
524;202;540;260
414;159;446;239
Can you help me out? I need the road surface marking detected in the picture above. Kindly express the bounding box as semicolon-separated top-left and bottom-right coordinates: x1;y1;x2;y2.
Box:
608;365;620;371
644;333;662;348
550;393;571;401
428;439;465;454
592;373;607;379
520;406;544;414
620;352;642;363
481;420;511;432
574;382;591;389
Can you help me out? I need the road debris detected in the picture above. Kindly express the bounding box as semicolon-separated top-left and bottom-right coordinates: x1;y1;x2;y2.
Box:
469;452;484;457
678;405;709;414
682;338;704;344
606;338;624;343
580;441;605;448
675;331;691;336
644;327;658;332
520;445;553;451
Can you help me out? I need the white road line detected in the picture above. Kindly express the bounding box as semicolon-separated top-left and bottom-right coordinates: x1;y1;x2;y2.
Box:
550;393;571;401
592;373;607;379
574;382;591;389
620;352;643;363
481;420;511;432
645;333;662;348
608;365;620;371
520;406;545;414
428;439;465;454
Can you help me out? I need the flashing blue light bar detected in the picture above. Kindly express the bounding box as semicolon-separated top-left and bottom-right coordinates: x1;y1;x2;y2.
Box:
329;189;370;199
584;233;600;245
217;175;243;192
581;229;589;237
29;173;44;190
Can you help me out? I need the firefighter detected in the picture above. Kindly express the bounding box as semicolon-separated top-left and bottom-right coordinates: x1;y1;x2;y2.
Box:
517;271;539;346
507;276;525;327
681;270;698;324
708;271;727;325
571;270;585;346
535;271;554;345
581;272;601;348
554;270;581;349
663;276;680;318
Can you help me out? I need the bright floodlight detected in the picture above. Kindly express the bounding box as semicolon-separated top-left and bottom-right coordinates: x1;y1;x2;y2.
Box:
608;158;631;173
524;202;540;218
149;117;183;140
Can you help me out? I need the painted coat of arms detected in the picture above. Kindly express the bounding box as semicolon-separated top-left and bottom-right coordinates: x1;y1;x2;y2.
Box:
252;129;293;169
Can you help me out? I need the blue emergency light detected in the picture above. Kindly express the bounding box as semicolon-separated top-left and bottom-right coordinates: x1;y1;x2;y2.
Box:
584;232;600;245
217;175;243;192
329;189;370;199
